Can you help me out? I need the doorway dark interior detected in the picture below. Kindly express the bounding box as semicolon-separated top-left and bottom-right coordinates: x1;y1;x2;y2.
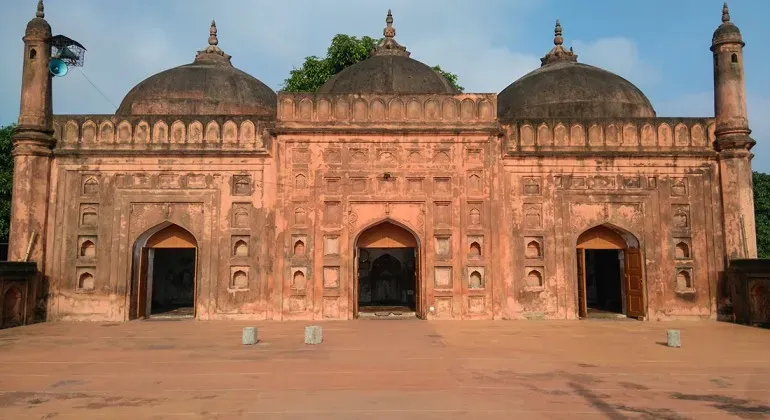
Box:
358;247;416;313
150;248;195;317
585;249;623;315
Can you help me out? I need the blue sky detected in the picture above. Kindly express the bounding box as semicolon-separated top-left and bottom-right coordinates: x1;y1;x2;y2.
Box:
1;0;768;170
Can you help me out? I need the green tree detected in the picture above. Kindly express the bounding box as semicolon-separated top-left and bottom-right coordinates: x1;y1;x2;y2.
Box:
0;124;14;241
282;34;464;92
753;171;770;258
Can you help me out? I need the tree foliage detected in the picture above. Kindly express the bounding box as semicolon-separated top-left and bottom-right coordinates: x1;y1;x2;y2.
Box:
753;171;770;258
0;124;14;241
282;34;463;93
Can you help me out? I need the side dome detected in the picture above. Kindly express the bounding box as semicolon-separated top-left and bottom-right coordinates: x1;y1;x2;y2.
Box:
117;21;276;117
498;21;655;120
318;11;459;95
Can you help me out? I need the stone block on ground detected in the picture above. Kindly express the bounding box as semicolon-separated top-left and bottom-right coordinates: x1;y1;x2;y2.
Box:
242;327;258;345
666;329;681;348
304;326;323;345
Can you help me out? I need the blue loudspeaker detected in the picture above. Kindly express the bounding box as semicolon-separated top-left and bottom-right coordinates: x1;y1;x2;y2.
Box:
48;58;68;77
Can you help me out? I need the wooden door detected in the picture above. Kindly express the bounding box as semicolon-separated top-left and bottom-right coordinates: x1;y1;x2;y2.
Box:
137;247;149;319
414;247;422;319
353;247;359;319
624;248;646;319
192;250;198;318
576;249;587;318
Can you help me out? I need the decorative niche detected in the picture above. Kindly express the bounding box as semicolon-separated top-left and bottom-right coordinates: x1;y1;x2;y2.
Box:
82;176;99;196
232;175;252;196
523;203;543;230
467;172;482;195
79;204;98;228
468;206;482;227
292;235;308;258
230;266;249;290
522;177;541;196
232;236;249;257
76;267;96;292
78;236;97;259
467;267;485;289
295;173;308;190
468;236;482;259
524;266;545;291
290;267;308;292
672;204;690;230
524;237;543;259
293;206;307;226
675;267;695;295
674;238;692;260
231;203;250;229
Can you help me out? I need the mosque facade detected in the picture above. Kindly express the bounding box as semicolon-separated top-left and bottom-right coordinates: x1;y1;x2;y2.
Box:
6;1;758;321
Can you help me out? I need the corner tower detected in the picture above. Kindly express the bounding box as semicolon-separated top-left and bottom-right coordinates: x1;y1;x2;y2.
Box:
712;2;753;149
711;2;757;259
9;0;55;266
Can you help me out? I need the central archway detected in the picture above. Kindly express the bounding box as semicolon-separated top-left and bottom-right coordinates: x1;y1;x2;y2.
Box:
576;224;645;319
130;223;198;320
354;221;421;319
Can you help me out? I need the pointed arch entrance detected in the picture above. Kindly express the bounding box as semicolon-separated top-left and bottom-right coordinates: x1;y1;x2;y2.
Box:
130;223;198;319
576;224;646;319
354;221;421;319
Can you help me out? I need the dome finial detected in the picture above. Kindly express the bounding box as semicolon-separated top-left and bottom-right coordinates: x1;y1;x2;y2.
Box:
209;20;218;46
722;2;731;23
541;19;577;66
195;19;232;65
372;9;410;57
36;0;44;19
384;9;396;39
554;19;563;46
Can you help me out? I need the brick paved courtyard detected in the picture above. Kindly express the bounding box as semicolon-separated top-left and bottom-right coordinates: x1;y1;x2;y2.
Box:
0;320;768;419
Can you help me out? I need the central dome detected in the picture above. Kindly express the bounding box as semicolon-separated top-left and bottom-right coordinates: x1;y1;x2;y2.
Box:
498;21;655;120
318;11;459;95
117;21;276;117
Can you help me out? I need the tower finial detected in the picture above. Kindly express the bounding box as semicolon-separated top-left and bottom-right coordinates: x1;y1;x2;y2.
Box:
384;9;396;39
209;20;218;46
36;0;44;19
722;2;731;23
554;19;563;46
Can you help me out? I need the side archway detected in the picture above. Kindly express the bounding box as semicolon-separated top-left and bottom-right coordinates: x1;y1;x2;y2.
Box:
575;224;645;319
353;219;423;318
131;222;198;319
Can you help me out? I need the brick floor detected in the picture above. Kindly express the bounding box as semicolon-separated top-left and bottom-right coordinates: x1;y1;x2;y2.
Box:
0;319;768;419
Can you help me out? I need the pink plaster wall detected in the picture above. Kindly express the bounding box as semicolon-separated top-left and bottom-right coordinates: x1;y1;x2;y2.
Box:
39;94;727;322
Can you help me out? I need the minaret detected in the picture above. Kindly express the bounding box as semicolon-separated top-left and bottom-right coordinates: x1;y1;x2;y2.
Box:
711;2;757;258
8;0;55;266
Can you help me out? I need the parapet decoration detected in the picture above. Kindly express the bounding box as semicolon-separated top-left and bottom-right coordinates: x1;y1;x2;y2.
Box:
504;119;716;152
277;93;497;125
52;116;272;153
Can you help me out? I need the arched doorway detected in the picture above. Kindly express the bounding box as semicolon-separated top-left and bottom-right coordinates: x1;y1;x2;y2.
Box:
576;224;645;319
354;221;420;319
131;223;198;319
